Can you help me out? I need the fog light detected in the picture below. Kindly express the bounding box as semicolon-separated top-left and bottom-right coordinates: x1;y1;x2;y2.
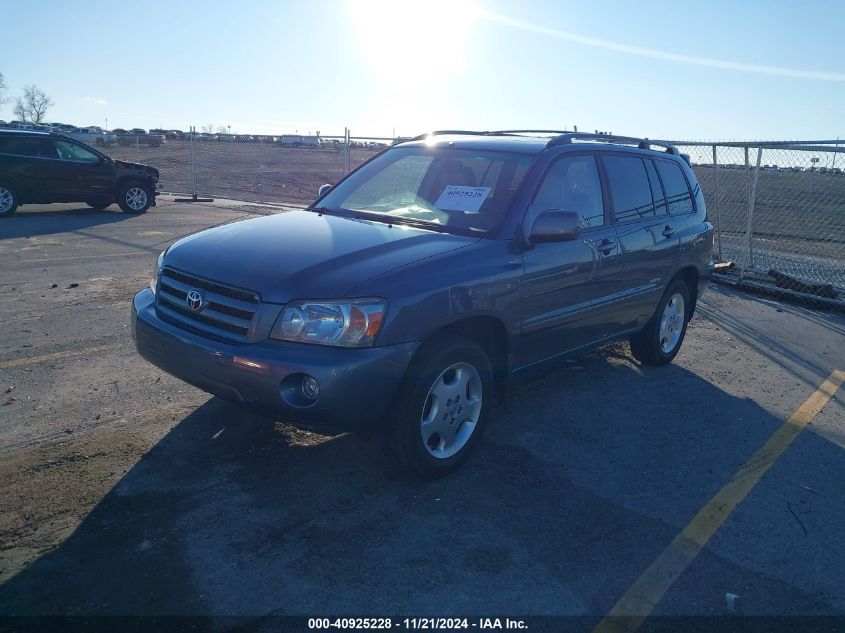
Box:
301;375;320;400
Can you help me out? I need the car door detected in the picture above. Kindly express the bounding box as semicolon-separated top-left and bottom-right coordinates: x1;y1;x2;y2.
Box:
517;152;627;367
653;157;698;261
50;139;116;200
0;136;58;202
602;153;680;329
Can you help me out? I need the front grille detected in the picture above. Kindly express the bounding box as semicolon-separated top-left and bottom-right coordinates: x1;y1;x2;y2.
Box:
156;267;259;342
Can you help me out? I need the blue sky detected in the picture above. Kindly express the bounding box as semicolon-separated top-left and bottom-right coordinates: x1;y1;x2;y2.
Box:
1;0;843;140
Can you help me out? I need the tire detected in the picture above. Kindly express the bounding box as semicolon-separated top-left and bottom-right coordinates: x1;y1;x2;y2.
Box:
87;199;113;210
0;183;18;216
629;279;691;366
383;335;494;479
117;181;152;214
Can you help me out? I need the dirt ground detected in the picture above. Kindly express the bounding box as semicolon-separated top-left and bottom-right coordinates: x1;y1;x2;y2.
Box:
0;199;843;628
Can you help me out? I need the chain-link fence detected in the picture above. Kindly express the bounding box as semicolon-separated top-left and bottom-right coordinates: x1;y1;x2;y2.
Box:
98;129;380;206
99;131;844;304
672;141;844;305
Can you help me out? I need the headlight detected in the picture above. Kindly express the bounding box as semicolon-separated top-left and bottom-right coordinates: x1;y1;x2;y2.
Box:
270;299;386;347
150;251;164;294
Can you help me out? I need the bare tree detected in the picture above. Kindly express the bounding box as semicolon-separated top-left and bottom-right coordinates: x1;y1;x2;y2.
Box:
13;84;55;123
0;73;9;108
200;123;231;135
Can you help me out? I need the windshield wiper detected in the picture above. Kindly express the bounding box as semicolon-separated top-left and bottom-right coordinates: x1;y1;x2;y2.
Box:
309;206;355;218
311;206;476;236
354;211;459;234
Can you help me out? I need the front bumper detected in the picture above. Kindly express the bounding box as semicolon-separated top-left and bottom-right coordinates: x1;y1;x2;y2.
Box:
132;289;419;434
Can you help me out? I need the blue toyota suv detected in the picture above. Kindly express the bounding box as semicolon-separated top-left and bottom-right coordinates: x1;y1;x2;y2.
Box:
132;131;714;478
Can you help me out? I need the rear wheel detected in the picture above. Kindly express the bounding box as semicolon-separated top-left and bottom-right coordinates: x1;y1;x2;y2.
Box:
629;280;690;366
383;335;493;479
0;184;18;216
117;181;151;213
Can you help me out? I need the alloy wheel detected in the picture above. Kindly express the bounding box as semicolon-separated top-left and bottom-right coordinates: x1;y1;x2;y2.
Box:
125;187;148;211
420;362;483;459
0;187;14;214
659;292;686;354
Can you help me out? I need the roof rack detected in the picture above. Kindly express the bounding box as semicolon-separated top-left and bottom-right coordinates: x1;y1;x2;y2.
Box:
488;129;574;136
409;130;576;142
547;133;679;155
407;130;510;142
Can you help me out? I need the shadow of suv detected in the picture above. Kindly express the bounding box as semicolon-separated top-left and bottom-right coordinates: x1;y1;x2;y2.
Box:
132;131;715;478
0;129;159;216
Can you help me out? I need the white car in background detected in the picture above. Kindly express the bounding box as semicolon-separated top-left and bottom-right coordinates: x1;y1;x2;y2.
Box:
65;126;116;147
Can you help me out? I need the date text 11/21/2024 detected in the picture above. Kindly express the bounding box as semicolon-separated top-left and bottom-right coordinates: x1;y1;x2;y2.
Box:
307;617;528;629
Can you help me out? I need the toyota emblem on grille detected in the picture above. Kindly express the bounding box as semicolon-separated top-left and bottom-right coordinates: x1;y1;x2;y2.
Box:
186;289;205;312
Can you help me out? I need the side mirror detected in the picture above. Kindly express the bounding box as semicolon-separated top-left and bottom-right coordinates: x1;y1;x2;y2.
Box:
318;183;332;198
529;209;581;244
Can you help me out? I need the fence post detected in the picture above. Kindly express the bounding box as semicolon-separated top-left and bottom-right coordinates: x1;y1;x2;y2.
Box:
744;146;763;273
258;135;264;203
135;134;140;163
344;127;351;174
191;126;197;198
712;144;722;261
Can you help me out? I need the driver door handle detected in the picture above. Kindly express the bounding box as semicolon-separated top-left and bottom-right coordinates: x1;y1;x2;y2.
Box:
662;225;675;238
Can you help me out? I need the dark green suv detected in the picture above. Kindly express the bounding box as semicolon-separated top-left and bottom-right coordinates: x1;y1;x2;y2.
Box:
0;129;159;216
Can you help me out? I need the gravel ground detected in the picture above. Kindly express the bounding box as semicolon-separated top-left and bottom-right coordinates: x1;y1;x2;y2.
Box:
0;198;843;626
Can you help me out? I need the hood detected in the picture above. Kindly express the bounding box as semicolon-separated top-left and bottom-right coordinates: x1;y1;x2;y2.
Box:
115;159;158;177
163;210;479;302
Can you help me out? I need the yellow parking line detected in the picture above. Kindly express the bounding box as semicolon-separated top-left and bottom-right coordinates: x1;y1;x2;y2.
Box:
593;369;845;633
0;345;119;370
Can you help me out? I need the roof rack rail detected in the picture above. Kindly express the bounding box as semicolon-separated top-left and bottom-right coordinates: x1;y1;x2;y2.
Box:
407;130;510;142
547;133;679;155
409;130;575;142
488;129;574;135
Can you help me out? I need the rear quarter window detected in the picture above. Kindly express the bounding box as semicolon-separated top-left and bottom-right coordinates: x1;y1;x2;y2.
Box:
0;136;42;157
655;159;695;215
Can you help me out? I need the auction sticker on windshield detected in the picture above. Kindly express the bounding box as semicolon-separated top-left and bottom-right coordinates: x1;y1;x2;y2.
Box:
434;186;491;213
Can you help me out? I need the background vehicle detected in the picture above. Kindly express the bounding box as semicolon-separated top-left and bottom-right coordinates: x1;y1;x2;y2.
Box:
132;131;713;478
116;130;164;147
0;129;160;215
278;134;320;148
66;126;116;147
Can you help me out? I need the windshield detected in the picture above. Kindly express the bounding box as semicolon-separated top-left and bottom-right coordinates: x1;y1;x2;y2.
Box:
316;146;535;235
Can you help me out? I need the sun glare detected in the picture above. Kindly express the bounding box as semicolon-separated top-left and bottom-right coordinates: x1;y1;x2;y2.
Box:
349;0;478;81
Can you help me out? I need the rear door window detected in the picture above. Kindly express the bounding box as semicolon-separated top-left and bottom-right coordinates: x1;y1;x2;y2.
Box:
528;154;605;229
37;139;62;159
603;155;655;222
655;159;694;215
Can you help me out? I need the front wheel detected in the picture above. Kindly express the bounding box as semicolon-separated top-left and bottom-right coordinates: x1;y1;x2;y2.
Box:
383;335;494;479
0;184;18;216
117;181;152;213
629;279;690;366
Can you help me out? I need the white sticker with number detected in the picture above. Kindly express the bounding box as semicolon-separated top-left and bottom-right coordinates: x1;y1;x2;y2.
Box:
434;185;491;213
